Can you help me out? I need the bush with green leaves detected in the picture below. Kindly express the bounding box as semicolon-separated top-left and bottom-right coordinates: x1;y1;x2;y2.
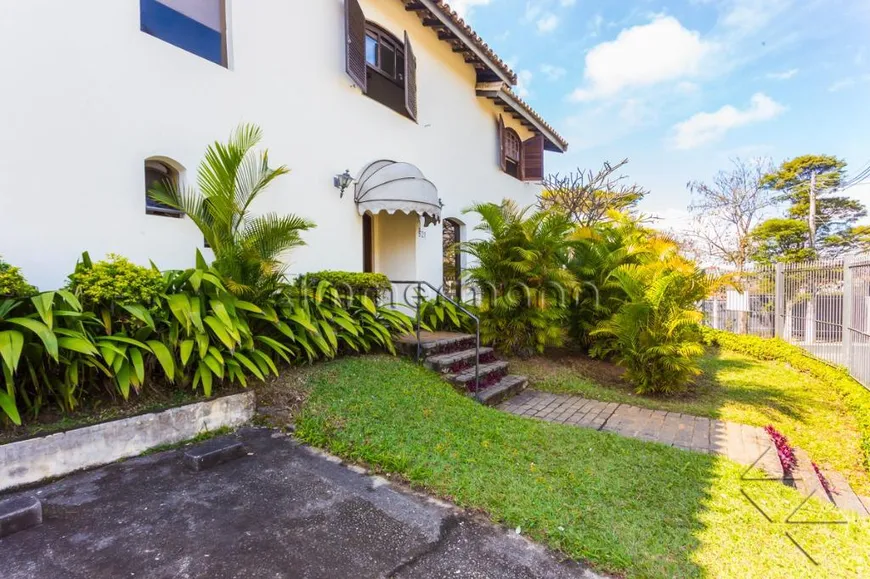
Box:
68;253;163;309
417;296;477;333
461;200;575;356
591;248;712;395
148;124;314;298
306;271;392;300
0;250;414;428
0;257;36;298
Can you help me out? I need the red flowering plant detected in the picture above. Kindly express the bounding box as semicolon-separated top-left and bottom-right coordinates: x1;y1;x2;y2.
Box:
764;425;798;476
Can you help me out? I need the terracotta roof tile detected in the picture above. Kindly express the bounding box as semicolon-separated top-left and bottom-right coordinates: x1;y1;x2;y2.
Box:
423;1;518;84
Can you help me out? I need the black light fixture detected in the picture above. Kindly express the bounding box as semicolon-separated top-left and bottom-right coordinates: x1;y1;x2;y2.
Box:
334;170;353;198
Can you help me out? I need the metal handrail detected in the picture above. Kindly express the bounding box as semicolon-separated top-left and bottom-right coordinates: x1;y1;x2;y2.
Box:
390;280;480;390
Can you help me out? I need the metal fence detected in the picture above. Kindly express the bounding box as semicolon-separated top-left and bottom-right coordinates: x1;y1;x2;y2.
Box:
701;256;870;389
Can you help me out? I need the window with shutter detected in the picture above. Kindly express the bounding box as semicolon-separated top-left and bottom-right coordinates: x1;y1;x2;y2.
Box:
345;0;367;91
503;128;522;179
497;115;506;172
404;31;418;122
521;135;545;182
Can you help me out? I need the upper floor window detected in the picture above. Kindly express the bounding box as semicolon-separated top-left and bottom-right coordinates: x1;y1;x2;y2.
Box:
140;0;228;67
345;0;417;121
497;115;545;182
145;159;183;217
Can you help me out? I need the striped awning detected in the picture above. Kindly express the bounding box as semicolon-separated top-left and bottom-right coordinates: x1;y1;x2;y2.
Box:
354;160;441;226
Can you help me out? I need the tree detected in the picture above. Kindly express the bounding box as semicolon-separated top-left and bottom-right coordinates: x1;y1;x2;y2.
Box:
760;154;865;256
749;218;816;265
686;157;774;272
149;124;315;297
538;159;647;227
460;200;575;356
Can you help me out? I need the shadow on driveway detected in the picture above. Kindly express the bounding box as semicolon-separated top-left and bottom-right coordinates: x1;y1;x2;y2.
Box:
2;428;603;579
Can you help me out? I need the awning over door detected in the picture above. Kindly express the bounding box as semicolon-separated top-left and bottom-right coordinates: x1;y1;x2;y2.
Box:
354;160;441;225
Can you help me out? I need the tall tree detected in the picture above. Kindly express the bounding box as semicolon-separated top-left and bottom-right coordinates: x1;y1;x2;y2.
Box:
749;218;816;265
686;157;774;272
759;154;865;256
538;159;647;227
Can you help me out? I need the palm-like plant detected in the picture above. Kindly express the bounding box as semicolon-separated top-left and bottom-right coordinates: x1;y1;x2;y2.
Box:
461;200;576;356
591;246;713;395
149;124;314;297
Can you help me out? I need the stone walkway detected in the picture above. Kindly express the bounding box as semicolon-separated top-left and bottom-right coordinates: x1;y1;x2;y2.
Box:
499;390;784;477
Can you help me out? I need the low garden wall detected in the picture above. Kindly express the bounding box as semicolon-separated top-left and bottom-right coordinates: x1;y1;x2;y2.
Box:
0;391;255;492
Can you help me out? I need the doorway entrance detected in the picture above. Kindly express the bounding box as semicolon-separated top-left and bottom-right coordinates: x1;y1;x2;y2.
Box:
443;218;462;300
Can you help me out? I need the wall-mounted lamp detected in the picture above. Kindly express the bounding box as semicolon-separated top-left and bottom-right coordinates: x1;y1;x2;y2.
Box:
333;170;353;198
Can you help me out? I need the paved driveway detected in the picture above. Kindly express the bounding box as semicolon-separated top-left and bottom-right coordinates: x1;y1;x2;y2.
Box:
2;428;602;578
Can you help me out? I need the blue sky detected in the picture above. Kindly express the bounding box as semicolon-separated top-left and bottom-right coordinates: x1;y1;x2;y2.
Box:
452;0;870;229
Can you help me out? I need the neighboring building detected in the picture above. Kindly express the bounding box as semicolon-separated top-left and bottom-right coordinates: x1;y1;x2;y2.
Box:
0;0;567;295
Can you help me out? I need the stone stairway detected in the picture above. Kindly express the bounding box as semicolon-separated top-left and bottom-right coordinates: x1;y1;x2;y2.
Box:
397;332;528;406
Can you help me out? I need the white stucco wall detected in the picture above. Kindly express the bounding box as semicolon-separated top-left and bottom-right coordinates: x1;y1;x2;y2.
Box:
0;0;547;291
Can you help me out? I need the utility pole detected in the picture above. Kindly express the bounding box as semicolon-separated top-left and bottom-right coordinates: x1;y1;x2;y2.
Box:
808;170;817;250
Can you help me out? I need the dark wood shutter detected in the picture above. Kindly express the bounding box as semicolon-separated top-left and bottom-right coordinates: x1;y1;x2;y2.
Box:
404;31;418;121
345;0;367;91
522;135;545;182
497;115;506;171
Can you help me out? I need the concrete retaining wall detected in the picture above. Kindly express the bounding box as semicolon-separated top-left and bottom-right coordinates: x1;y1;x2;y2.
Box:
0;392;256;492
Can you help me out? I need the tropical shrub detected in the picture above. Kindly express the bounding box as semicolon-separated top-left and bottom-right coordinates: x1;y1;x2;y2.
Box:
591;249;712;395
0;248;415;427
0;257;36;298
461;200;575;356
306;271;391;300
565;213;660;349
68;253;163;309
148;124;315;297
417;296;477;333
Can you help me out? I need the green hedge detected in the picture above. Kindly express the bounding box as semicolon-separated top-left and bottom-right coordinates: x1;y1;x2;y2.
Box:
0;257;36;298
305;271;391;297
701;327;870;473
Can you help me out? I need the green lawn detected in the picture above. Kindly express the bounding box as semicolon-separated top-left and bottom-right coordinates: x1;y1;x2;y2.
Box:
510;349;870;496
294;356;870;579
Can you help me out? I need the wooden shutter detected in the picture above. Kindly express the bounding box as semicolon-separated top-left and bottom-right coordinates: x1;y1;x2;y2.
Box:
522;135;545;182
497;115;506;171
345;0;367;91
404;31;418;121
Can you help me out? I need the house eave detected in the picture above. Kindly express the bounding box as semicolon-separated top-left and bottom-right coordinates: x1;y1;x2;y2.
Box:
476;83;569;153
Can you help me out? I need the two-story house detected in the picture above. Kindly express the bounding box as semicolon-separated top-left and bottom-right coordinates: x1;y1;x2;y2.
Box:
0;0;567;296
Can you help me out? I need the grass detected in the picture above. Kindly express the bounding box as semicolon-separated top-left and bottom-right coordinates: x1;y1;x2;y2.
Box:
294;356;870;579
511;349;870;496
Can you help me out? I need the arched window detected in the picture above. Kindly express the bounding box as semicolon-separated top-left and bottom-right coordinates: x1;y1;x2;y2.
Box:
145;159;183;217
503;128;522;179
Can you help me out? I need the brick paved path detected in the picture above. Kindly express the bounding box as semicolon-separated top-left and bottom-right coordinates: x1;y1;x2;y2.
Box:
499;390;783;477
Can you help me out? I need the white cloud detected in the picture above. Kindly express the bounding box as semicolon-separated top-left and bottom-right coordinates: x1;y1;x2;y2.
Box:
537;13;560;33
766;68;799;80
560;0;577;6
671;93;786;150
447;0;493;19
719;0;792;35
540;64;567;81
516;69;533;98
828;74;870;92
570;16;713;101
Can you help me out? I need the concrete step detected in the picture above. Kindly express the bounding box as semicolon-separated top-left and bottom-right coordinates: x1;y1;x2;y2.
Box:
475;375;528;406
425;347;494;373
447;361;509;391
397;333;477;358
789;447;833;504
822;470;870;518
